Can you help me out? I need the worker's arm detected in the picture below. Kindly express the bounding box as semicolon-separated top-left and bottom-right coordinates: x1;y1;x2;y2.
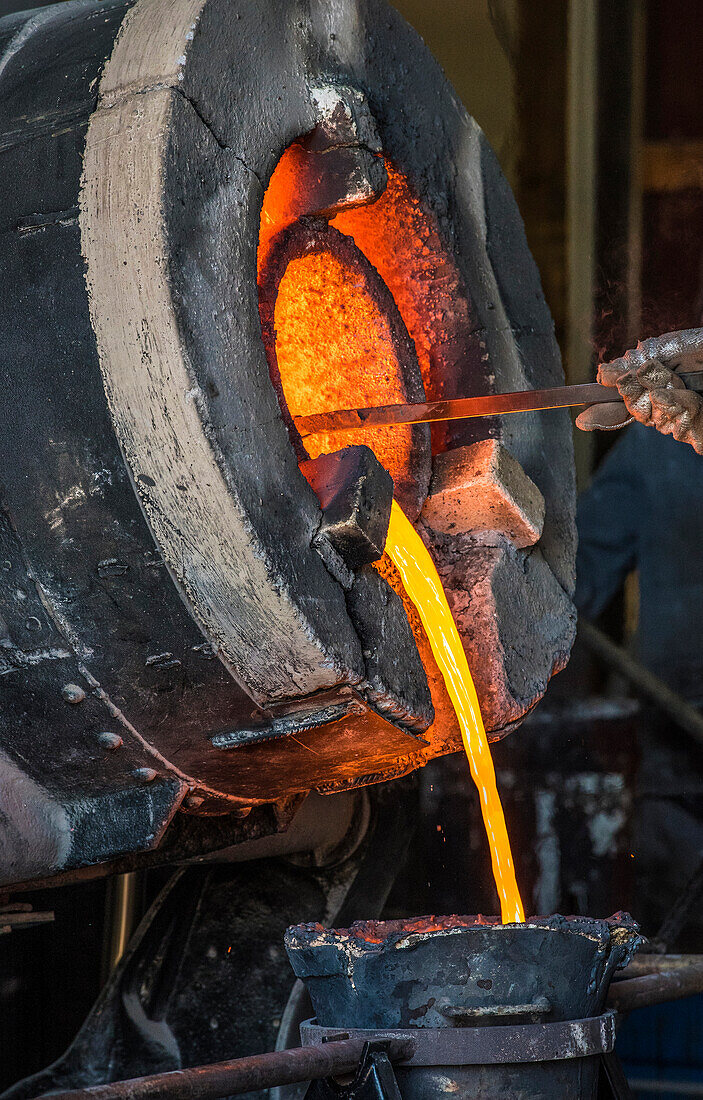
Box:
575;429;642;619
577;328;703;453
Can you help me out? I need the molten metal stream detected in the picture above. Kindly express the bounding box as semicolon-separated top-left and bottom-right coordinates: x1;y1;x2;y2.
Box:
384;500;525;923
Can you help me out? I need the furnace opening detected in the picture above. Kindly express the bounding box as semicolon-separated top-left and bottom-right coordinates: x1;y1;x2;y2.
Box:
256;137;495;747
257;141;491;515
257;138;524;921
258;218;428;515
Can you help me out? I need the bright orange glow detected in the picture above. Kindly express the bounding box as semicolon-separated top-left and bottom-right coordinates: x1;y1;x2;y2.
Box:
258;143;313;268
332;164;477;456
332;165;464;397
384;499;524;924
257;144;519;910
272;246;415;496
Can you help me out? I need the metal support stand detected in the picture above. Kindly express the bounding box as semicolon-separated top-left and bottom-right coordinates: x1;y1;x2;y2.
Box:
305;1046;402;1100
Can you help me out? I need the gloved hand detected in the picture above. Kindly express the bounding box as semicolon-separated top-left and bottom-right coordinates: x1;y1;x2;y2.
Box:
575;328;703;454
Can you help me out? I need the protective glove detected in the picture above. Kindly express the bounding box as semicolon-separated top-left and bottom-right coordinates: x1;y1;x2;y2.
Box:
575;328;703;454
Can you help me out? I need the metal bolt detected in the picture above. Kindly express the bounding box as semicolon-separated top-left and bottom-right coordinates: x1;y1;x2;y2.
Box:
97;558;129;579
132;767;157;782
97;731;123;750
145;652;181;670
24;616;42;632
61;683;86;704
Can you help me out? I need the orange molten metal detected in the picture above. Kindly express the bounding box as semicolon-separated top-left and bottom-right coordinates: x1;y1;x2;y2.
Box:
385;500;525;924
258;143;523;922
271;247;415;493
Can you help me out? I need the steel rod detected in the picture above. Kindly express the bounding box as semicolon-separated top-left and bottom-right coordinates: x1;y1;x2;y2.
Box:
293;370;703;436
618;954;703;977
101;871;142;981
39;1038;415;1100
578;619;703;752
655;856;703;952
607;961;703;1012
627;1079;703;1096
295;382;610;435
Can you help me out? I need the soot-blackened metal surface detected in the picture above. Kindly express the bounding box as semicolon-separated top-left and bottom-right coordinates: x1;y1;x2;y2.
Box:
0;0;576;886
347;569;433;733
301;447;394;575
0;0;266;880
0;0;432;888
2;782;416;1100
286;916;642;1100
285;915;642;1028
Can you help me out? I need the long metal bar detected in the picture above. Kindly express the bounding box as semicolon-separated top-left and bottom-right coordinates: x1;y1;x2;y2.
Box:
655;856;703;953
39;1038;415;1100
101;871;142;982
600;1051;634;1100
293;370;703;437
566;0;599;490
607;961;703;1013
0;905;54;934
618;954;703;977
578;619;703;752
627;1079;703;1096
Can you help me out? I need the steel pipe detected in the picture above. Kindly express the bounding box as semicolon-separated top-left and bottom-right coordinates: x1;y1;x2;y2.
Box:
578;618;703;751
38;1038;415;1100
618;954;703;976
608;959;703;1012
627;1079;703;1096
